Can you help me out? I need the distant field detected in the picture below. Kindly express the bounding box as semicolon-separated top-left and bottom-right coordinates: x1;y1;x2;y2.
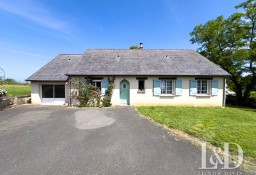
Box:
4;84;31;97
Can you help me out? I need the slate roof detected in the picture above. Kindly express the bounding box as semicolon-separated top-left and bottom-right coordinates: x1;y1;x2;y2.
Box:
66;49;229;76
26;54;81;81
27;49;230;81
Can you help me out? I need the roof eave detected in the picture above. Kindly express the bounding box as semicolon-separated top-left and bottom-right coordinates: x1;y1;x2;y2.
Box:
65;73;230;77
26;79;68;82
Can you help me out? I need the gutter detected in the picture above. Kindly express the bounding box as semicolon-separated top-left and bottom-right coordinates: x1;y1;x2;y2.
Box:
69;77;72;106
222;77;227;107
65;74;230;77
26;80;68;82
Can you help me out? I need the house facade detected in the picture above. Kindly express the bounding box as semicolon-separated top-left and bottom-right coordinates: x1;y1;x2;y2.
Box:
27;49;229;107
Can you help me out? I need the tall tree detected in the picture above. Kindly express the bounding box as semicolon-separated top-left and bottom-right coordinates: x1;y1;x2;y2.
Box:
190;0;256;106
235;0;256;105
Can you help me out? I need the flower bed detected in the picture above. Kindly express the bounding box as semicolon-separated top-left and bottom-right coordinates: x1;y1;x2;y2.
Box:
0;89;7;98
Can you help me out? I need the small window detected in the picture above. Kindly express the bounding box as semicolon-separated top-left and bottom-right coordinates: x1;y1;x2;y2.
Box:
160;80;173;94
197;80;208;94
138;80;145;91
91;80;101;89
123;84;126;88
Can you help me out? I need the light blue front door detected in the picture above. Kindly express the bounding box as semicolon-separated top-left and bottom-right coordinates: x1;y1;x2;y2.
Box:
120;80;130;105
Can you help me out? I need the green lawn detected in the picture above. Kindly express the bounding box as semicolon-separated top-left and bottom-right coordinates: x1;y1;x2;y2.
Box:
4;84;31;97
137;106;256;161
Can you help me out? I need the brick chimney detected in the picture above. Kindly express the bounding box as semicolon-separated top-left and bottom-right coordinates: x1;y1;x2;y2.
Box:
139;43;143;49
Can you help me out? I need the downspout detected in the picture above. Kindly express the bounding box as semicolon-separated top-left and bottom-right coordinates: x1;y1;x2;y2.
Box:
222;77;226;107
69;77;71;106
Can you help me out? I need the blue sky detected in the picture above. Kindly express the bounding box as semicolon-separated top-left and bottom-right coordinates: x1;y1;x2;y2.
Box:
0;0;243;82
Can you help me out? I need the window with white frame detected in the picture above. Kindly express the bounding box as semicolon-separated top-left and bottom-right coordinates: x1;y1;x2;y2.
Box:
42;85;65;98
197;80;208;94
91;80;101;89
160;80;173;94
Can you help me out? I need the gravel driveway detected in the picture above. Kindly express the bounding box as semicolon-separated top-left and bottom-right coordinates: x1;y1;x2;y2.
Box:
0;105;248;175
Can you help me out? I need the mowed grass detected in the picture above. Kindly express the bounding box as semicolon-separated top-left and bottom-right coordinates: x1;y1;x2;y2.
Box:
137;106;256;160
4;84;31;97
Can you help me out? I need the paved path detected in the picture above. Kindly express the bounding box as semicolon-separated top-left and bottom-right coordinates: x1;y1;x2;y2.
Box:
0;106;248;175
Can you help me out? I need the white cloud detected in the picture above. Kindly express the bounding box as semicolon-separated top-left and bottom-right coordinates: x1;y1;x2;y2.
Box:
0;43;51;58
0;0;69;33
2;48;41;57
163;0;184;24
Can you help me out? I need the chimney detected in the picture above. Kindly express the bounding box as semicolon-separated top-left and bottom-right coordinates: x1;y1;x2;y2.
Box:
139;43;143;49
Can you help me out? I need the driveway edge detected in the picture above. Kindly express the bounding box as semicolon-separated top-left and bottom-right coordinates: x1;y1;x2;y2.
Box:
134;107;256;174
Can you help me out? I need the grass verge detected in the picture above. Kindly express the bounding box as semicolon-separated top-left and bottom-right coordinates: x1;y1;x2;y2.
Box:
136;106;256;163
4;84;31;97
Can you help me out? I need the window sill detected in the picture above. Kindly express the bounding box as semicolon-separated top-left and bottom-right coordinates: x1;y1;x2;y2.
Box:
137;90;145;94
159;94;175;97
196;94;211;97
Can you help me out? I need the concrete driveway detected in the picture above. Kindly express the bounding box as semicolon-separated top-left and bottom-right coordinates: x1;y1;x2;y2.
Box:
0;106;248;175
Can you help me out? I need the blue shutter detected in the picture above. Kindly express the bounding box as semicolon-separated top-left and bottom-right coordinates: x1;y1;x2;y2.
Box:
80;78;87;85
101;78;109;96
175;79;182;96
190;80;197;96
80;78;87;95
211;80;218;96
153;80;161;96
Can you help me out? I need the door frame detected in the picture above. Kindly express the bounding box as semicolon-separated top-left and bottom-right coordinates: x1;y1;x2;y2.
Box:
120;79;130;105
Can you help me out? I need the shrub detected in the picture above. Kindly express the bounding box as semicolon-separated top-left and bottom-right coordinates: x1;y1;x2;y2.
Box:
101;98;112;107
250;91;256;99
0;89;7;98
78;84;101;107
249;91;256;107
101;76;115;107
71;76;115;108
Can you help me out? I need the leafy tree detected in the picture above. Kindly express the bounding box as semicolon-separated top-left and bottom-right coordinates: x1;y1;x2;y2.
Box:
129;45;139;50
190;0;256;106
5;78;18;84
250;91;256;99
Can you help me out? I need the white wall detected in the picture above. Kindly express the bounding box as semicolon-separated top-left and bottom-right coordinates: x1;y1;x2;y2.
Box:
111;76;225;107
31;82;41;104
31;76;225;106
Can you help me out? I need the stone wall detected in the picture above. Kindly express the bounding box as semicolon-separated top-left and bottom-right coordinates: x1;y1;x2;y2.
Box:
0;98;11;110
0;95;31;110
13;95;31;105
